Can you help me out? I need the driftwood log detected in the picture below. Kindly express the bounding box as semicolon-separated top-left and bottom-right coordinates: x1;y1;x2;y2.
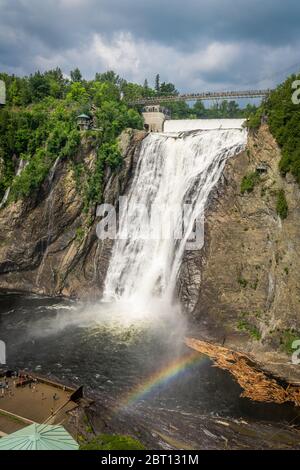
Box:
185;337;300;407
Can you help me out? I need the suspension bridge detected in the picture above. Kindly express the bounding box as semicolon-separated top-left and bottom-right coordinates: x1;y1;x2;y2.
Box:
129;89;271;106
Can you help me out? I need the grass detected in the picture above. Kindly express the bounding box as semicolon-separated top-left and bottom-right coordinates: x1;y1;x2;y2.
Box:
75;226;85;242
237;319;261;341
241;171;260;194
80;434;146;451
280;329;300;354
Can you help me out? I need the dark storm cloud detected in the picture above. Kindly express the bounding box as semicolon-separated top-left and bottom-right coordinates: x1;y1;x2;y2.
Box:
0;0;300;90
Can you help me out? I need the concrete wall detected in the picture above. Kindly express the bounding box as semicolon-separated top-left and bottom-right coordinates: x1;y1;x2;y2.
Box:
142;111;166;132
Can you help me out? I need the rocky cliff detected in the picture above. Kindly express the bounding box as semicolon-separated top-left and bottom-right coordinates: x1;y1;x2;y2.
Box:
178;125;300;381
0;129;145;299
1;124;299;381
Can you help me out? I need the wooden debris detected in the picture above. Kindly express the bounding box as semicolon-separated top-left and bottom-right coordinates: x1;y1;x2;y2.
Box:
185;337;300;407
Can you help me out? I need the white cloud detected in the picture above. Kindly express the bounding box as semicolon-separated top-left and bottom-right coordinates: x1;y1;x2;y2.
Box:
43;32;242;90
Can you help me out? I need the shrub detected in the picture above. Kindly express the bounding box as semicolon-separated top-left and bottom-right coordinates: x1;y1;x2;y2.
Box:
276;189;288;219
238;277;248;288
280;329;300;354
237;319;261;341
265;74;300;184
241;171;260;194
247;109;263;130
80;434;146;451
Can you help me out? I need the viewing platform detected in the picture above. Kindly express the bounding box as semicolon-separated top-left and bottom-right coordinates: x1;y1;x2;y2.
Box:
0;370;92;437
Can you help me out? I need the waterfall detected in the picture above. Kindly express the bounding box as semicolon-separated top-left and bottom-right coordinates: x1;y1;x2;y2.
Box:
36;157;60;287
0;159;28;209
103;124;247;313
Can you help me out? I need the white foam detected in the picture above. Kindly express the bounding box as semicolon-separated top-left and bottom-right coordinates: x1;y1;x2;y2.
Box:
164;119;246;133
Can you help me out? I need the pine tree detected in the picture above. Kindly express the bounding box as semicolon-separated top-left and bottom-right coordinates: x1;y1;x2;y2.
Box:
70;68;82;83
155;74;160;94
143;79;149;90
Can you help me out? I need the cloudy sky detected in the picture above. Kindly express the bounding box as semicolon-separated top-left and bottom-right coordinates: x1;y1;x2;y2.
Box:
1;0;300;91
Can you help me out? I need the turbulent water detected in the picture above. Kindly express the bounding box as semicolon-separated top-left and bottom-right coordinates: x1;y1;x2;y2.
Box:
164;118;246;132
104;125;247;310
1;292;300;450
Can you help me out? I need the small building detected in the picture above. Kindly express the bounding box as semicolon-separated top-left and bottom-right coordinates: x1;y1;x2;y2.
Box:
0;80;6;107
142;105;171;132
256;161;268;174
77;114;91;131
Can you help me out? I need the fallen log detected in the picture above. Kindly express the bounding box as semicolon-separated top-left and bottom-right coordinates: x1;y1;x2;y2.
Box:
185;337;300;407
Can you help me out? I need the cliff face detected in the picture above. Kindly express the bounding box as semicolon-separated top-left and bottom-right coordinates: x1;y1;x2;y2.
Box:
0;129;146;299
1;124;299;380
178;125;300;381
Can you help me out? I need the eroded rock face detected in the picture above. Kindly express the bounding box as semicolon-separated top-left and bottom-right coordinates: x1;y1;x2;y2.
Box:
0;129;146;299
178;125;300;381
1;124;299;381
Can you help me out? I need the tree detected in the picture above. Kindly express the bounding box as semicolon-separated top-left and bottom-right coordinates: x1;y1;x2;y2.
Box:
155;74;160;93
143;79;149;91
95;70;121;85
160;82;178;96
91;81;120;106
66;82;88;103
45;68;67;99
163;101;190;119
70;68;82;83
193;101;207;118
227;101;240;118
28;72;51;102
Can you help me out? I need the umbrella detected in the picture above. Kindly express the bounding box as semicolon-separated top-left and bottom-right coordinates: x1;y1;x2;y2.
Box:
0;423;79;450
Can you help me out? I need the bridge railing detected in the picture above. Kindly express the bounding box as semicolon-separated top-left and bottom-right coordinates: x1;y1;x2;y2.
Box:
128;89;271;106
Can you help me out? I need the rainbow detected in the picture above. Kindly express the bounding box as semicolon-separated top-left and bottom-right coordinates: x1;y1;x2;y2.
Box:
114;351;204;413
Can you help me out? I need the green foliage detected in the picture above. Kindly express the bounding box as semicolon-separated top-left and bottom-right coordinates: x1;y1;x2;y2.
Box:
83;140;122;209
276;189;288;219
161;98;257;120
70;68;83;83
280;329;300;354
0;69;144;206
76;227;85;242
80;434;146;451
247;108;263;129
238;277;248;288
100;142;123;169
66;82;89;103
237;319;261;341
5;102;81;201
262;73;300;184
155;74;160;93
241;171;260;194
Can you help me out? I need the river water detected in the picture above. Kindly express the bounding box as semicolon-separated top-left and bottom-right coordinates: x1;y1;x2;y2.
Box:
1;291;300;450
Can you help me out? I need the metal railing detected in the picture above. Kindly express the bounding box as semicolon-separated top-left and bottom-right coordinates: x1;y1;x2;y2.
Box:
129;89;271;106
